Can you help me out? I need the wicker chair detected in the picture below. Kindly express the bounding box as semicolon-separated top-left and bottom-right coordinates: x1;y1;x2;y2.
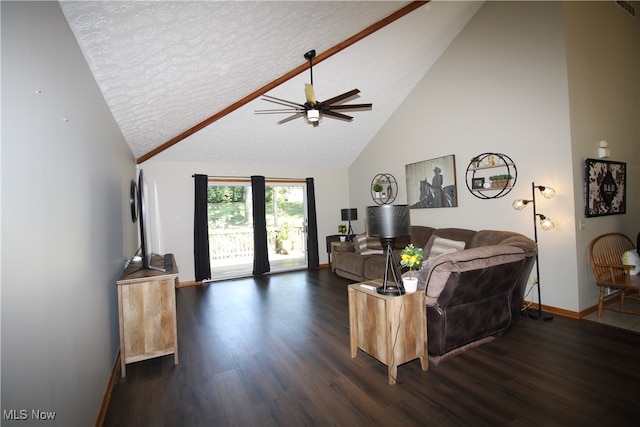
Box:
589;233;640;317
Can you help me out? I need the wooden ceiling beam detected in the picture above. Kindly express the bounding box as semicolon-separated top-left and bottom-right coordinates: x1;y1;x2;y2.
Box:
137;1;429;164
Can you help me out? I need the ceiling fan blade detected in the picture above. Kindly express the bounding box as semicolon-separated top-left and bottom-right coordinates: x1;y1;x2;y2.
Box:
305;84;316;104
322;110;353;121
321;89;360;106
261;94;305;109
327;103;372;110
277;112;305;124
255;108;303;114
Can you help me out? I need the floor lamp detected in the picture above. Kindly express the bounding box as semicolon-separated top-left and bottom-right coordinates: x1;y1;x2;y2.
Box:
341;208;357;241
513;182;556;321
366;204;411;296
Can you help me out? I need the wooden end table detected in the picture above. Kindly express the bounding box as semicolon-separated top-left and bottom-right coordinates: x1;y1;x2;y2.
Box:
348;281;428;384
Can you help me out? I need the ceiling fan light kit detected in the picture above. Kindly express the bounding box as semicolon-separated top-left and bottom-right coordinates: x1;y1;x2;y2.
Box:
306;109;320;123
256;49;372;126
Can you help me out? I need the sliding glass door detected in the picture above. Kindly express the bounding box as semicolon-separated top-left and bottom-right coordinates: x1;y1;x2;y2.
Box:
207;179;307;280
265;183;307;272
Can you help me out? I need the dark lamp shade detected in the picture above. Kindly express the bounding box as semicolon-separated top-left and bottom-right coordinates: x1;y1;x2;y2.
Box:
366;205;410;239
341;208;358;221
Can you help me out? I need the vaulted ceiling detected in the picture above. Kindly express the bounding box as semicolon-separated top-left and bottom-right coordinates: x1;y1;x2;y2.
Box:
60;1;482;168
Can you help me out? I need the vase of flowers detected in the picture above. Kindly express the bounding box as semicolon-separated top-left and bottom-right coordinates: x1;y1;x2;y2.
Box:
400;244;423;293
338;224;347;241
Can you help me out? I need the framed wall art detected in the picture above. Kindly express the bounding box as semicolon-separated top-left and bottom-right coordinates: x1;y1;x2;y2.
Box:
472;177;485;190
585;158;626;217
406;154;458;209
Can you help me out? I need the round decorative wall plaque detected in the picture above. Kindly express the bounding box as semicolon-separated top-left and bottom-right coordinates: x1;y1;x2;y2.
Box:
371;173;398;205
465;153;517;199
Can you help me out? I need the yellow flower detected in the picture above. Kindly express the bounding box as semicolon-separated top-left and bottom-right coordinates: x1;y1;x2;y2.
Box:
400;243;423;270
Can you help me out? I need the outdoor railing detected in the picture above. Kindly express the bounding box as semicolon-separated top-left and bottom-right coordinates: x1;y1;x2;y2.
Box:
209;226;304;260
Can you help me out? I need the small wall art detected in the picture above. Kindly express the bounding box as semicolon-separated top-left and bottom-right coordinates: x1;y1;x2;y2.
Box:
585;158;626;217
472;177;485;190
406;154;457;209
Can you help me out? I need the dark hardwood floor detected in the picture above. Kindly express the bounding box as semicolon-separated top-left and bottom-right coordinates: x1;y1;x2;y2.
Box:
104;268;640;426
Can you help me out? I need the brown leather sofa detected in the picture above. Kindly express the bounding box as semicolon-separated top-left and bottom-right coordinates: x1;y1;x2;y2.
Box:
333;225;537;356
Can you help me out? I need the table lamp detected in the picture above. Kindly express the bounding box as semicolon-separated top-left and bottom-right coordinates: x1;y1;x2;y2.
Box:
366;204;411;296
341;208;358;240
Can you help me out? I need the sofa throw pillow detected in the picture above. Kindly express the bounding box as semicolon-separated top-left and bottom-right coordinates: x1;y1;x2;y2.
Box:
353;234;383;255
621;250;640;275
361;247;384;255
366;237;383;250
413;236;467;295
426;236;466;261
353;234;367;254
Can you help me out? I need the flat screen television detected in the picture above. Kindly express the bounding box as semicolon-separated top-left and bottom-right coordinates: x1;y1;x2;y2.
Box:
127;169;165;274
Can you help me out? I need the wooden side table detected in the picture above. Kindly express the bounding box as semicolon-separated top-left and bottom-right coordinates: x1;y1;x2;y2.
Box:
348;281;428;384
116;255;179;377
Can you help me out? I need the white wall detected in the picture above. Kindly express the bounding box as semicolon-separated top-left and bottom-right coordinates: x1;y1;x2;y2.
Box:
349;1;639;314
1;2;136;425
142;160;350;282
564;1;640;310
349;1;580;311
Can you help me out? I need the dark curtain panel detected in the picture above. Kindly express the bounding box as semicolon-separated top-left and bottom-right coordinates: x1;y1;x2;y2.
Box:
306;178;320;269
251;175;271;275
193;174;211;281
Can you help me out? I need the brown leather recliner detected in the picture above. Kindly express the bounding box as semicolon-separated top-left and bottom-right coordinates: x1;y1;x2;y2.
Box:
335;226;537;357
422;243;535;355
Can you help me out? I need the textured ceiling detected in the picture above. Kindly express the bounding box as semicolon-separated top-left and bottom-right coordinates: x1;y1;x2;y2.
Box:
60;1;482;168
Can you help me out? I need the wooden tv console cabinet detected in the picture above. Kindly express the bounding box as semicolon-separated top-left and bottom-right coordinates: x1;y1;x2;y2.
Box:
116;254;179;377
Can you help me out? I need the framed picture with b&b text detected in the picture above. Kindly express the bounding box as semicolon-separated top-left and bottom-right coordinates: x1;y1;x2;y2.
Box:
585;158;626;217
